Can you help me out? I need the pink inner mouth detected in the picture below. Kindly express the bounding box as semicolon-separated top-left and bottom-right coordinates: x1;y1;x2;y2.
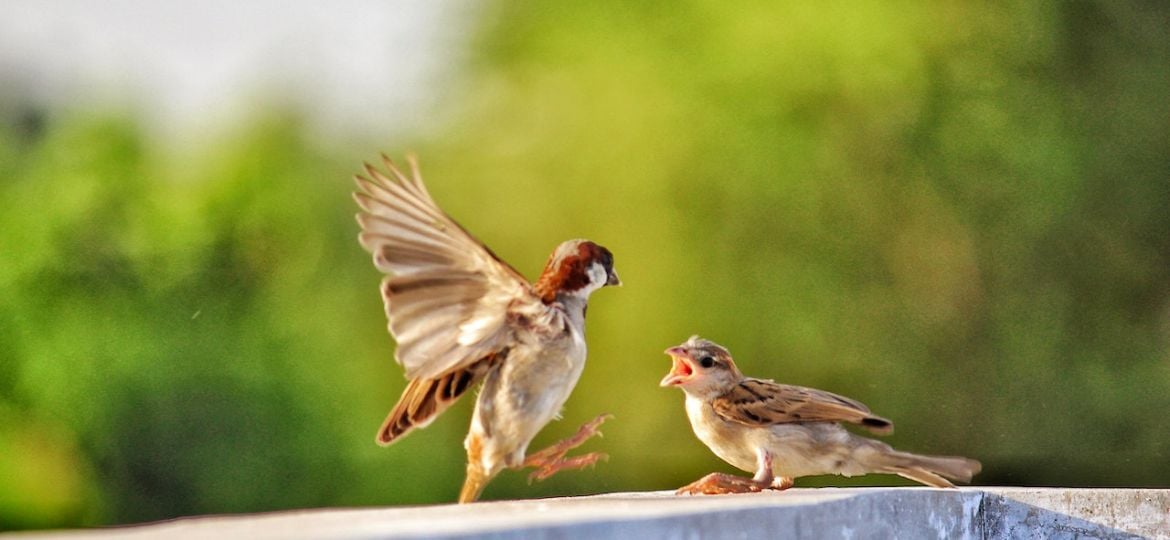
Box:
662;347;695;386
673;357;693;378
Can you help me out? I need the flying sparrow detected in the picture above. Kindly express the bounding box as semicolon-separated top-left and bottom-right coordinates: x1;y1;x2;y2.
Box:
661;336;981;494
353;155;621;503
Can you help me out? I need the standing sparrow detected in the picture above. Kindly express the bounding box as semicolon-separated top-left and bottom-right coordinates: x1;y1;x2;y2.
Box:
661;336;980;494
353;155;620;503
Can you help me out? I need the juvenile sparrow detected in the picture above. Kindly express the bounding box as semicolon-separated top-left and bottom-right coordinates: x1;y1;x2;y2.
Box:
353;155;621;503
661;336;981;494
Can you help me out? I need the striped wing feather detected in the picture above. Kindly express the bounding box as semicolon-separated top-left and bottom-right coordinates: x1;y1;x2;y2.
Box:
376;352;504;445
711;378;894;434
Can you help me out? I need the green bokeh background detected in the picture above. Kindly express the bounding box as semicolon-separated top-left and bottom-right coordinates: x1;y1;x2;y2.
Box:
3;1;1169;530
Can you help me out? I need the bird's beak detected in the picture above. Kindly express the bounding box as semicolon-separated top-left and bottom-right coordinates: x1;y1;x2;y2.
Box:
606;268;621;287
660;346;693;387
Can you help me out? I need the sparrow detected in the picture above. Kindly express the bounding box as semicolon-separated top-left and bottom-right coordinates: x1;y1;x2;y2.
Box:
661;336;981;494
353;155;621;503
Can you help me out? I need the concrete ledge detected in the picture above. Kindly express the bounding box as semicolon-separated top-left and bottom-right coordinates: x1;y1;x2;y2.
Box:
6;488;1168;539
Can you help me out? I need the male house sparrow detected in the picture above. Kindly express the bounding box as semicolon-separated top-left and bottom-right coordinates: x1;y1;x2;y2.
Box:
661;336;980;494
354;155;621;503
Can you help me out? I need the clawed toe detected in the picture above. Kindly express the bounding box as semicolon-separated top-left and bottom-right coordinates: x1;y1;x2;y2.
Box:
521;414;613;483
676;472;780;496
527;452;608;483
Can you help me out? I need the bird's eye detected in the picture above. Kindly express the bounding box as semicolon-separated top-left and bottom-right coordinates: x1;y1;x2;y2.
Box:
698;356;715;368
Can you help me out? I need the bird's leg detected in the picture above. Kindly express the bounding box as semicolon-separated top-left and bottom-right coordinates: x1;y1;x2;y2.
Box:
752;449;775;485
677;449;779;495
523;413;613;483
524;413;612;465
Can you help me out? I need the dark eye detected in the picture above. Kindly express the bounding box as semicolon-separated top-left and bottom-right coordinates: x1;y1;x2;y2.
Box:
698;356;715;368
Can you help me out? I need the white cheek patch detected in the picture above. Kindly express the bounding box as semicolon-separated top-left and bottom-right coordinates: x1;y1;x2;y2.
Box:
562;262;608;298
562;262;609;298
585;263;608;294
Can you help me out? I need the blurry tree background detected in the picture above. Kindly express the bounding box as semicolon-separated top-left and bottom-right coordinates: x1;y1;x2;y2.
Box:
3;0;1170;531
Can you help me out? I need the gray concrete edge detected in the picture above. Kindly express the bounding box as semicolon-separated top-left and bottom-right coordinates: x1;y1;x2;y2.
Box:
5;487;1168;540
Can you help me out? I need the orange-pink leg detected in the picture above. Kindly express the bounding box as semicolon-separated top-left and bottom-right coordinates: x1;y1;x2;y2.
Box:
678;449;790;495
523;413;613;483
676;472;774;495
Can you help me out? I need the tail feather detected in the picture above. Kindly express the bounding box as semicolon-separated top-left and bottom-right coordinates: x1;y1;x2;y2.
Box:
376;377;438;445
375;356;498;446
892;467;955;488
879;451;982;488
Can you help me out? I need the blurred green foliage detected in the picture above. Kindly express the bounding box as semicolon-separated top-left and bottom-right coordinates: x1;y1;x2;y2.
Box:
3;0;1170;530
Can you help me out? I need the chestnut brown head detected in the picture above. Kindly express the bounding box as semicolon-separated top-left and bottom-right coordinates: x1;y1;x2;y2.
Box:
534;239;620;303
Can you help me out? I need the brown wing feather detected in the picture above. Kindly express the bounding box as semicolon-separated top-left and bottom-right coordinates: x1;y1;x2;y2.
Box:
354;155;550;381
711;378;893;434
376;351;505;446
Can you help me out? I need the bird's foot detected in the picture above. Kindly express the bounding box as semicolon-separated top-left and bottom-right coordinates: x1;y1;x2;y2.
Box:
527;451;608;483
771;476;795;491
522;413;613;482
676;472;777;495
524;413;612;464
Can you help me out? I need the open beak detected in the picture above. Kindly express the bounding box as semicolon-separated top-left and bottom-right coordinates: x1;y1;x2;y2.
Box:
660;346;694;387
606;268;621;287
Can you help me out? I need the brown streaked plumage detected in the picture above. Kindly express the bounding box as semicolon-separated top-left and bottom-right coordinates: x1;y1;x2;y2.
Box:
662;336;980;495
354;155;620;503
377;351;503;444
712;379;893;435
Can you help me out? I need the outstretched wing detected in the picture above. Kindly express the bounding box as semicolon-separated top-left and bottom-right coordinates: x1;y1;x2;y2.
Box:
711;378;893;434
354;155;549;380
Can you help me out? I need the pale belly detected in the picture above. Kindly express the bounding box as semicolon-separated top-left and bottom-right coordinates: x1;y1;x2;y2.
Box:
685;395;869;479
470;336;587;473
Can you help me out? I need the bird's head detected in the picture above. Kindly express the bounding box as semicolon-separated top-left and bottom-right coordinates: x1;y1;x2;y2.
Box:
661;336;743;398
535;239;620;303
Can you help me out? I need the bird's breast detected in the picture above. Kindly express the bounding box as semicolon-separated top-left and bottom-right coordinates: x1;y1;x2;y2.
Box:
470;329;588;463
502;340;586;409
684;396;759;473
